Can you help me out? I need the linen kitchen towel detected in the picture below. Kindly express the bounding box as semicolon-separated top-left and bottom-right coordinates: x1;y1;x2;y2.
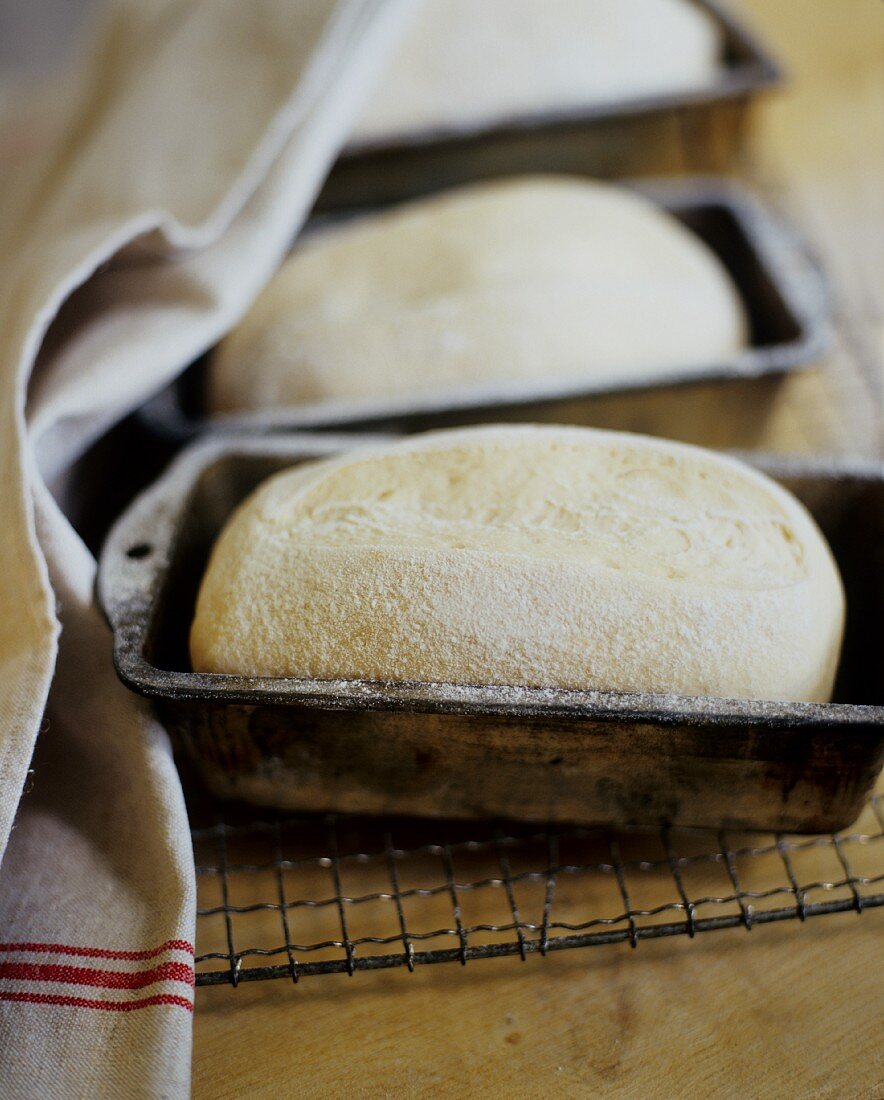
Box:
0;1;413;1095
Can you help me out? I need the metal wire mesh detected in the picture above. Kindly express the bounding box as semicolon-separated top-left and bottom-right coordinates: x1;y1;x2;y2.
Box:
192;791;884;987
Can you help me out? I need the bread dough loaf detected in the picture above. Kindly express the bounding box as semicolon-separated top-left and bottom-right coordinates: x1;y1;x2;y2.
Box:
208;177;747;414
190;425;844;703
352;0;722;144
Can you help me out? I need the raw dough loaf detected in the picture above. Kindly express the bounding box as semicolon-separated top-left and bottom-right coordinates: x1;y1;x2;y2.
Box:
190;425;844;703
208;176;747;414
352;0;722;144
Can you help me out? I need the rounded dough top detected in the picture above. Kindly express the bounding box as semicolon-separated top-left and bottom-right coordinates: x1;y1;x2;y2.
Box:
353;0;722;144
190;425;844;703
209;176;747;414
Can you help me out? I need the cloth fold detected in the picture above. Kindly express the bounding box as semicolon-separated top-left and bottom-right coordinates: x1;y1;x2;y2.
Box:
0;1;415;1095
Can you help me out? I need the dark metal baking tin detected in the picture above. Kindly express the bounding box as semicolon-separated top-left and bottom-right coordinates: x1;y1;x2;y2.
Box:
138;178;830;446
98;434;884;833
317;0;782;210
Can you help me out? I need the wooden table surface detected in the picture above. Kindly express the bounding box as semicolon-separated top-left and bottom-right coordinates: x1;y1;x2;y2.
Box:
192;3;884;1096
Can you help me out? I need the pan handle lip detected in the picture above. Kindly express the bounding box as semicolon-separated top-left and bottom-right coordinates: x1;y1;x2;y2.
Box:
96;442;197;667
96;433;396;663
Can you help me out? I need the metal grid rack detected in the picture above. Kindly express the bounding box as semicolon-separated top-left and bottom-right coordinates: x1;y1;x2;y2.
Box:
192;791;884;987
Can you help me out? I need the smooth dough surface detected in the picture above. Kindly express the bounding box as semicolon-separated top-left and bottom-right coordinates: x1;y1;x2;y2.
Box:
208;177;747;414
352;0;722;144
190;426;844;703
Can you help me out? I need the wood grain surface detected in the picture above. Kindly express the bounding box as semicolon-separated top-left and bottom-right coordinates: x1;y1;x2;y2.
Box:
192;3;884;1096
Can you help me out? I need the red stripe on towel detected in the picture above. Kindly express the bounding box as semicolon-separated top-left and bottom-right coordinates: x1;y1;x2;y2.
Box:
0;939;194;960
0;960;194;990
0;991;193;1013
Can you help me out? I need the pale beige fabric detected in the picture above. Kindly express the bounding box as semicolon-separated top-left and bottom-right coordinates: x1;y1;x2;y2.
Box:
0;1;412;1095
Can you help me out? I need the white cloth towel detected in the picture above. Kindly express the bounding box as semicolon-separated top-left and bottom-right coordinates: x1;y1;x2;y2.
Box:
0;1;414;1095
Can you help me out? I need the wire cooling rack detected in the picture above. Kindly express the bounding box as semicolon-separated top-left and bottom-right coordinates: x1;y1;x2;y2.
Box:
191;790;884;986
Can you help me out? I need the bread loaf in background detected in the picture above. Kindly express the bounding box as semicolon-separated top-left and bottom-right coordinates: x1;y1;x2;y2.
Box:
352;0;722;144
208;177;747;414
190;425;844;703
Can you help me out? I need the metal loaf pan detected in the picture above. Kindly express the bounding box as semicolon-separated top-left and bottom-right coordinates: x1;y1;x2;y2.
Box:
138;178;830;450
317;0;782;210
98;434;884;834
